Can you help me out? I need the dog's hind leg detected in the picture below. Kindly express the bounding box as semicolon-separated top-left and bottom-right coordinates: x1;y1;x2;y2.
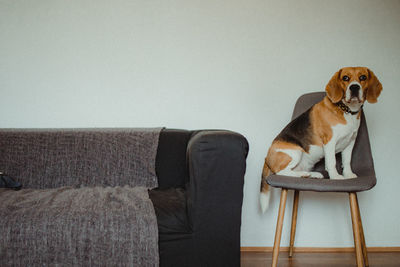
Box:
274;149;306;177
275;149;323;178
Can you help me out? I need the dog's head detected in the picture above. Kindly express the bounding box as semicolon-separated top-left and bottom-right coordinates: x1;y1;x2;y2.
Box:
325;67;382;105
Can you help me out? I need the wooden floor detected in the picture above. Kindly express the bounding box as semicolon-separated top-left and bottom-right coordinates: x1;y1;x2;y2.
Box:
241;251;400;267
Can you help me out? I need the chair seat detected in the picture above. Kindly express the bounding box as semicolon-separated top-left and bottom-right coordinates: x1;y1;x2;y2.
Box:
266;174;376;193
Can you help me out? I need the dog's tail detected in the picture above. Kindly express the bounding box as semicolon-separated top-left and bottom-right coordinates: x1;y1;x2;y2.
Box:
260;160;272;213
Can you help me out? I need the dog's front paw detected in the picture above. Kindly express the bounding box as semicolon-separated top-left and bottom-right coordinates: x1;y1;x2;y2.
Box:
330;174;346;180
343;171;357;179
310;172;324;179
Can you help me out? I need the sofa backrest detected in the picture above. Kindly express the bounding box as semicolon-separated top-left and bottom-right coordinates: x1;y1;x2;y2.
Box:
0;128;161;189
155;129;192;189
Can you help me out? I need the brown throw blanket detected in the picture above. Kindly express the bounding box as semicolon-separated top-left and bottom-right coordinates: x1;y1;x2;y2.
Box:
0;128;162;266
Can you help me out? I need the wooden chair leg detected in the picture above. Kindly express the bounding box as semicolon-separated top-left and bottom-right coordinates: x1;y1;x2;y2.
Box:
272;188;288;267
289;190;300;258
355;194;369;267
349;192;364;267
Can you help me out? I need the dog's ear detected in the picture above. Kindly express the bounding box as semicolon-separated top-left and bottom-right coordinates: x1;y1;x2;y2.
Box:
366;69;382;103
326;69;343;103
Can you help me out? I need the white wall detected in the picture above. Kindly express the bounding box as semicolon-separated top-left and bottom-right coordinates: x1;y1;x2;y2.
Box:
1;0;399;247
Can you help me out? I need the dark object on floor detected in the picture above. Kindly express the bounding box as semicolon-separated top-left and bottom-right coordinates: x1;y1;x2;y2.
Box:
0;172;22;190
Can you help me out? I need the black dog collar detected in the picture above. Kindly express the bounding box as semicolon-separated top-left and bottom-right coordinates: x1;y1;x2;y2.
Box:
336;101;363;115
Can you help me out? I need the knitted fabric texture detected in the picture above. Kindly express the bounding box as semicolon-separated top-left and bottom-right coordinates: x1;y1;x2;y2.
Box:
0;128;162;189
0;186;159;266
0;128;162;266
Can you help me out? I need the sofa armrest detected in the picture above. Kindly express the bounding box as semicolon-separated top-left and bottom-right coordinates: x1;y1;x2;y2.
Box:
186;130;249;266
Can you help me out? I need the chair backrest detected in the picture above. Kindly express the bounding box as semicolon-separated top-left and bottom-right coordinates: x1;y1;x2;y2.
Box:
292;92;376;178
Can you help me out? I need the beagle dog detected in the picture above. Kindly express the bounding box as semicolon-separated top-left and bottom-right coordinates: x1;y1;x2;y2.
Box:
260;67;382;212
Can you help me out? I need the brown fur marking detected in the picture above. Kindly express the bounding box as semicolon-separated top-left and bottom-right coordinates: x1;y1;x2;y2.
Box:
366;69;383;103
265;141;302;174
310;96;346;146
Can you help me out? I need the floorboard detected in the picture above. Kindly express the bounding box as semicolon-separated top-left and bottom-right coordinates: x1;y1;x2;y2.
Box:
241;251;400;267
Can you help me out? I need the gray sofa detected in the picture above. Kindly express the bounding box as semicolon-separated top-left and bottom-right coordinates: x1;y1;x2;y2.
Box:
0;128;249;267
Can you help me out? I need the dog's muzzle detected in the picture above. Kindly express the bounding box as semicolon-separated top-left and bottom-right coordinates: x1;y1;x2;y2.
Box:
346;82;363;102
350;84;360;97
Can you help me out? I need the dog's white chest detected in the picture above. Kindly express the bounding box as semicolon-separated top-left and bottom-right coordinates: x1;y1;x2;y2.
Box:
331;114;360;153
296;114;361;171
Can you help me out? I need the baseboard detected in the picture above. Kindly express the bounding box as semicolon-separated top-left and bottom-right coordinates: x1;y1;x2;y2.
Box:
241;247;400;253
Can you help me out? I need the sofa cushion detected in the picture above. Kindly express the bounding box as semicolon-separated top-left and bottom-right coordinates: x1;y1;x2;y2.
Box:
149;187;193;266
149;187;191;237
0;186;159;266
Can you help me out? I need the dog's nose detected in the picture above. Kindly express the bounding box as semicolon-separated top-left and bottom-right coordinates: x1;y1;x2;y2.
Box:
349;84;360;95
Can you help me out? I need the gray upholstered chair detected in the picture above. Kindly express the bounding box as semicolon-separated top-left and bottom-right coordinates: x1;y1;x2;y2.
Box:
266;92;376;267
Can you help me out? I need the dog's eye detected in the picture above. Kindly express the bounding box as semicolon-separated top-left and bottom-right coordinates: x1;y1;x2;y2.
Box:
342;75;350;81
359;75;367;81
